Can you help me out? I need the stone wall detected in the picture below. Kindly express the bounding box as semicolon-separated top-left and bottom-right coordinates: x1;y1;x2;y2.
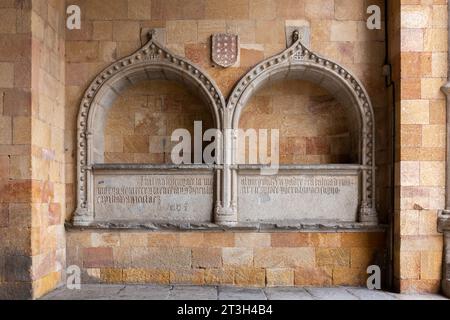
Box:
240;79;355;164
0;0;33;299
64;0;389;219
102;78;355;165
103;80;214;164
393;0;448;293
66;231;386;287
0;0;66;299
30;0;66;299
5;0;450;299
62;0;390;295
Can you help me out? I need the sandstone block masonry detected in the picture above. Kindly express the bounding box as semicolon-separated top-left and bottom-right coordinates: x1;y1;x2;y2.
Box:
66;231;386;287
0;0;448;299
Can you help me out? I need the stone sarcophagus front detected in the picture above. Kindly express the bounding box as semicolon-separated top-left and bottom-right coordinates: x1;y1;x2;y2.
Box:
238;166;361;223
92;166;215;224
72;30;378;229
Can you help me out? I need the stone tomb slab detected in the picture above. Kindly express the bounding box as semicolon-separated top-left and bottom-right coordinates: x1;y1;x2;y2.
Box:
93;170;214;222
238;168;360;223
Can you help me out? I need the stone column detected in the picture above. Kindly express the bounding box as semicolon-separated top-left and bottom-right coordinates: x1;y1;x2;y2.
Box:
73;130;95;227
442;82;450;213
359;169;378;224
443;232;450;297
214;110;238;226
438;2;450;299
439;213;450;297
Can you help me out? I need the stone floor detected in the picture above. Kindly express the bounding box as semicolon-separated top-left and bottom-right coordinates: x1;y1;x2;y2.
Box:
41;285;448;300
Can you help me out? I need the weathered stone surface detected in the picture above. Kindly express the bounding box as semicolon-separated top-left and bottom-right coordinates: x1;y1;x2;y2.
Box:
222;248;253;267
332;267;367;286
346;288;397;300
82;248;114;268
40;284;449;300
147;233;180;247
254;248;315;268
341;233;385;248
5;0;446;300
306;287;358;300
93;173;214;222
41;285;126;301
238;173;360;223
100;268;123;283
271;233;310;247
131;247;191;269
168;286;217;300
266;268;294;287
204;233;235;247
234;267;266;287
192;248;222;268
235;233;271;247
170;269;205;285
294;267;332;287
117;285;171;300
219;287;267;300
122;269;170;284
316;248;351;267
204;268;235;285
264;287;314;300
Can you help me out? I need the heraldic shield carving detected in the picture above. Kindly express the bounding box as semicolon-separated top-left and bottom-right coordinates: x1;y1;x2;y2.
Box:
212;33;239;68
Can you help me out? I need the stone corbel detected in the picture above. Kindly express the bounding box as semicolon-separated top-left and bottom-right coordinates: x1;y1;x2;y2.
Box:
439;80;450;298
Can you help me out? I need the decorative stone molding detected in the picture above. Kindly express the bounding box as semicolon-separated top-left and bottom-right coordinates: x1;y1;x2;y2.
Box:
439;104;450;296
441;83;450;216
73;30;378;228
444;231;450;297
225;30;378;224
438;4;450;298
73;31;226;226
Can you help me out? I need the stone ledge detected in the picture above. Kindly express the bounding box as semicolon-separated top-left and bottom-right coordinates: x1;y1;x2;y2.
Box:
65;220;388;233
438;210;450;232
92;164;218;171
237;164;372;171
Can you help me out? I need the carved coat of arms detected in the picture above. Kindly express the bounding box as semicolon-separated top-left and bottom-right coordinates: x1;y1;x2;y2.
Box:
212;33;239;68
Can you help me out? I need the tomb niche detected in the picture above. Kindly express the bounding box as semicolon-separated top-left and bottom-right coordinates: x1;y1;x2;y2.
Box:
73;33;224;227
73;30;378;229
219;31;378;226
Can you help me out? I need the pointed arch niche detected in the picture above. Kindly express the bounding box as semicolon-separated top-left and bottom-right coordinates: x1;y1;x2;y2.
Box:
73;33;225;226
218;31;378;225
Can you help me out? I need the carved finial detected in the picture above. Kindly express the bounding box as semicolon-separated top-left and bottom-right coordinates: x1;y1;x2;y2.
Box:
293;30;300;43
148;29;156;41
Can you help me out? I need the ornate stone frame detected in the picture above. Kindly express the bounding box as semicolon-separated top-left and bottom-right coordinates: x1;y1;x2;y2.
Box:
216;31;378;225
73;30;378;227
73;32;226;226
438;4;450;298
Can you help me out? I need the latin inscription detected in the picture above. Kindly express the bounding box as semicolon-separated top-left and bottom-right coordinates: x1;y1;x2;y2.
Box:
240;176;355;196
94;174;214;222
238;174;359;222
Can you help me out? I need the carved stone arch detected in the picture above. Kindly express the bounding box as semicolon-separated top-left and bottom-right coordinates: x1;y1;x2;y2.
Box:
221;31;378;225
73;32;226;226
